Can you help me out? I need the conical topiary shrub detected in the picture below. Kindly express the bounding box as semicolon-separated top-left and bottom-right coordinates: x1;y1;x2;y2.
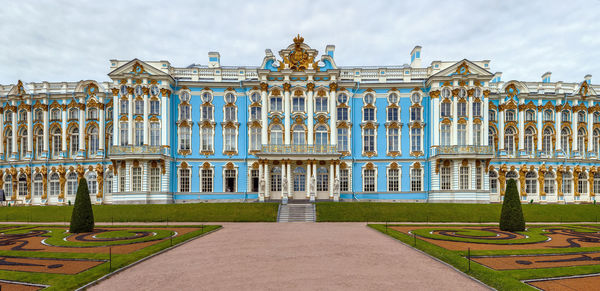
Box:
69;178;94;233
499;179;525;231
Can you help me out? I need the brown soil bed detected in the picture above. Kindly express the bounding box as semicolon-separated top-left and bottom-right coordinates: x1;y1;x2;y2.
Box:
528;275;600;290
0;256;104;274
472;253;600;270
0;281;43;291
391;226;600;251
0;227;199;254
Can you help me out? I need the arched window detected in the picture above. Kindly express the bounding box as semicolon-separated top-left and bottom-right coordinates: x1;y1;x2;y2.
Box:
66;172;78;196
525;110;535;121
34;128;43;159
88;126;99;154
3;174;12;198
578;172;588;194
543;127;554;153
86;172;98;196
315;125;328;146
107;125;113;148
69;127;79;157
489;171;498;193
561;128;571;154
292;125;305;145
441;124;451;146
270;167;282;192
524;127;535;154
525;171;537;195
270;125;283;145
18;175;27;197
562;110;570;122
105;171;113;194
505;127;516;155
544;110;553;121
315;95;327;112
594;129;600;155
292;95;305;112
179;168;190;192
18;110;26;122
562;172;573;194
131;167;141;192
33;174;43;197
578;111;586;122
51;127;61;158
544;172;555;195
506;110;516;121
577;128;587;153
293;167;306;191
19;128;27;157
68;108;78;120
49;173;59;196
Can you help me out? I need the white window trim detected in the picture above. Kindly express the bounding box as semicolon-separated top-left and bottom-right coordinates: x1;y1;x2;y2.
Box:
410;164;424;192
362;165;378;192
178;166;192;193
223;167;238;193
386;166;401;192
199;166;215;193
409;127;422;153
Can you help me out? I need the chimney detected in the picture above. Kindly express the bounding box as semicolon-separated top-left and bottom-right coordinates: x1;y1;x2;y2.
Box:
585;74;592;84
410;46;422;68
542;72;551;83
326;45;335;57
208;52;220;68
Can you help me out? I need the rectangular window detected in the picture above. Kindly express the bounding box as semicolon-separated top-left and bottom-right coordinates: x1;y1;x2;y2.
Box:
271;171;282;192
476;167;482;190
490;175;498;193
270;97;282;112
441;102;451;117
441;167;451;190
150;167;160;192
250;127;260;151
202;169;213;192
250;169;259;192
363;108;375;121
388;169;400;192
120;123;128;146
179;127;191;151
364;128;375;152
388;128;399;152
457;124;467;145
179;169;190;192
315;97;328;112
292;97;305;112
459;166;469;190
545;177;555;194
364;169;375;192
224;128;236;152
411;128;421;152
119;171;126;192
202;106;213;120
224;169;236;192
132;167;142;192
563;176;572;194
250;106;261;120
340;169;349;192
411;168;422;192
134;122;143;146
387;108;398;122
150;100;160;115
473;102;481;117
150;123;160;146
337;107;349;121
411;107;421;121
473;124;481;146
337;128;349;151
135;100;144;115
201;127;213;152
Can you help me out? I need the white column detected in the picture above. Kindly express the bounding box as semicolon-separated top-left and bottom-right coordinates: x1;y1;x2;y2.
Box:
588;100;594;152
307;87;314;145
260;85;268;146
0;110;4;155
451;96;457;145
498;104;505;150
99;100;105;152
11;106;17;155
61;107;67;154
467;94;473;145
160;92;167;147
433;96;440;146
79;102;85;153
258;163;264;196
330;85;337;146
287;162;292;198
482;94;488;147
572;105;578;152
128;93;133;145
43;105;48;152
518;108;524;151
555;101;562;151
265;163;270;198
26;103;32;154
113;93;119;146
329;162;334;198
284;84;291;145
143;92;149;145
306;161;312;198
537;103;543;151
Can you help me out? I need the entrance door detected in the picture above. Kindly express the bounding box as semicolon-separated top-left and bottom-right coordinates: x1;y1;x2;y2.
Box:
250;169;259;192
292;166;307;199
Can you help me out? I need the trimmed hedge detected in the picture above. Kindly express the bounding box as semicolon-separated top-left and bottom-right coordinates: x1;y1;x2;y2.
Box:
499;179;525;231
69;178;95;233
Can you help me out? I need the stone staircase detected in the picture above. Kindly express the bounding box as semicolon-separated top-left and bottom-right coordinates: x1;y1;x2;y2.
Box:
277;203;316;222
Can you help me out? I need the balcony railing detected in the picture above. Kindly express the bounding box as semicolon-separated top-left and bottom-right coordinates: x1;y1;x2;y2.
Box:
260;144;338;155
109;145;169;156
430;145;494;157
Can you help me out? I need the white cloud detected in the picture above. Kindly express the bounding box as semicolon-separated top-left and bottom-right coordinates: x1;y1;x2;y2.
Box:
0;0;598;84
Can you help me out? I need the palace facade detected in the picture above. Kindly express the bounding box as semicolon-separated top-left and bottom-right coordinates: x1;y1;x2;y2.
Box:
1;36;599;205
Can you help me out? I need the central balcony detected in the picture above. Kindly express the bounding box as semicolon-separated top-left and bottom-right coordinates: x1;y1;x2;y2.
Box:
430;145;494;159
108;145;170;159
256;144;341;160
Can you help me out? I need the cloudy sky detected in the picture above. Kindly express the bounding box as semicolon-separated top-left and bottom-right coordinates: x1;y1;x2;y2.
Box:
0;0;598;85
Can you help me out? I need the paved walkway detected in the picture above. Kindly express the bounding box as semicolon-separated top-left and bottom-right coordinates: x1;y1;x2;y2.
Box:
90;223;487;291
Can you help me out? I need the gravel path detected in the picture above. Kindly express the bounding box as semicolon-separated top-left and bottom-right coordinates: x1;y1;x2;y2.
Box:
90;223;488;291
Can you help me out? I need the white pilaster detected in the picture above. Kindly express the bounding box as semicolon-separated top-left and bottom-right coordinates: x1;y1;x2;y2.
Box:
113;93;119;146
11;105;17;155
589;100;594;152
128;93;133;145
482;94;489;147
26;102;32;154
264;163;270;198
79;101;85;152
99;99;105;152
451;95;457;145
143;93;149;145
61;107;67;154
260;88;268;145
537;101;543;151
42;104;48;152
572;104;578;152
330;87;337;146
518;107;524;151
329;162;334;198
555;101;562;151
467;94;473;145
307;88;314;145
433;96;440;146
284;85;291;145
287;162;292;198
0;110;4;155
160;93;167;147
498;101;505;150
306;161;312;198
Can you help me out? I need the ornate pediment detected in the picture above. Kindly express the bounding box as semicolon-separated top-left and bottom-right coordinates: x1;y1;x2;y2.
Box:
279;35;318;72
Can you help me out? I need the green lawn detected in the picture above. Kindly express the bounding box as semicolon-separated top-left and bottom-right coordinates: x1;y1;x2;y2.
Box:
0;203;278;222
317;202;600;222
